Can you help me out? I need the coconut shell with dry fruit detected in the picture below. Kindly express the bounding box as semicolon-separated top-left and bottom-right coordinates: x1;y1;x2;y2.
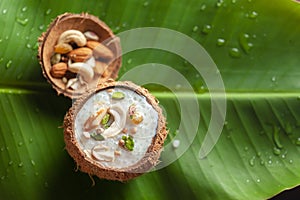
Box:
38;13;122;98
63;81;168;181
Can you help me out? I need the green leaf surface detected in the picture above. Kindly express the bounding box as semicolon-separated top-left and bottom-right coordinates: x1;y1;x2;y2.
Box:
0;0;300;199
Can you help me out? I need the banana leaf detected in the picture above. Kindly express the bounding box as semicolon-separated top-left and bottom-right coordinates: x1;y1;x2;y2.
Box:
0;0;300;199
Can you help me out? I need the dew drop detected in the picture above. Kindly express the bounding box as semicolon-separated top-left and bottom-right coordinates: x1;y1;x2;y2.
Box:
6;60;12;69
289;159;293;164
260;160;265;165
200;4;206;11
127;58;132;64
18;162;23;167
26;43;32;49
239;33;253;53
0;147;4;152
16;17;29;26
8;161;13;166
2;9;7;15
244;146;249;151
271;76;276;82
21;6;28;12
256;178;261;183
18;142;23;147
217;38;226;46
1;176;5;181
229;47;241;58
31;160;36;166
44;182;49;188
249;156;255;167
231;0;237;3
143;1;149;7
246;179;250;183
29;138;34;143
45;9;52;15
273;147;281;156
192;25;199;32
35;172;39;176
249;11;258;19
38;24;45;31
216;0;224;7
268;160;272;164
201;24;212;34
296;137;300;146
257;152;262;157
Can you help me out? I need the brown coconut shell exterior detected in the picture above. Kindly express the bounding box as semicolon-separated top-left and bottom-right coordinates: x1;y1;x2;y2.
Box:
38;13;122;98
63;80;168;181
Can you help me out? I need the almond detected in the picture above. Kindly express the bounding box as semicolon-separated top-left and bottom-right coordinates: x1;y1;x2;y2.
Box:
86;41;114;61
50;62;68;78
68;47;93;62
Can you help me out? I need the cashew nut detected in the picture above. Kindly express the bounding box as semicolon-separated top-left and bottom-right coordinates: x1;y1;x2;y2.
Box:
68;59;94;82
65;78;78;89
92;144;115;162
102;104;126;138
84;108;108;132
58;30;87;47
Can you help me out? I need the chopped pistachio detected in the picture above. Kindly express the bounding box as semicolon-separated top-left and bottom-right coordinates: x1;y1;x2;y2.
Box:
120;135;134;151
112;91;125;99
101;113;110;125
90;132;105;141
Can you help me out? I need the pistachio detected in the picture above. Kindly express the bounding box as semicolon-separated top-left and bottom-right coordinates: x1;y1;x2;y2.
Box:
83;31;99;41
57;29;87;47
112;92;125;100
68;60;94;82
50;62;68;78
50;53;61;65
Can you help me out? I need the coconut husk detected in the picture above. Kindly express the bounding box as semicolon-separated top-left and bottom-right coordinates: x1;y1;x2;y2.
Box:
38;13;122;98
63;80;168;181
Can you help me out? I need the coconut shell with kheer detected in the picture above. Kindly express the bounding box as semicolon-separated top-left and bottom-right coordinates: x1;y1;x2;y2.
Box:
63;81;168;181
38;13;122;98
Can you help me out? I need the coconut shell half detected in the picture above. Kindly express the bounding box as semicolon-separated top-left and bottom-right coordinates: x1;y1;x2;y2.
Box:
38;13;122;98
63;81;168;181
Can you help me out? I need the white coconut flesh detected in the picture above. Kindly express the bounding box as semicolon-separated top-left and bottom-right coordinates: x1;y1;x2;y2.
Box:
74;87;158;169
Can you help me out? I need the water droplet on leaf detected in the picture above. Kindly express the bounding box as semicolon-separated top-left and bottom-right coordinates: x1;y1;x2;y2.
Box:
229;47;241;58
21;6;28;12
217;38;226;46
249;156;255;166
200;4;206;11
273;147;281;156
45;9;52;15
16;17;29;26
6;60;12;69
2;9;7;14
201;24;212;34
192;26;199;32
249;11;258;19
